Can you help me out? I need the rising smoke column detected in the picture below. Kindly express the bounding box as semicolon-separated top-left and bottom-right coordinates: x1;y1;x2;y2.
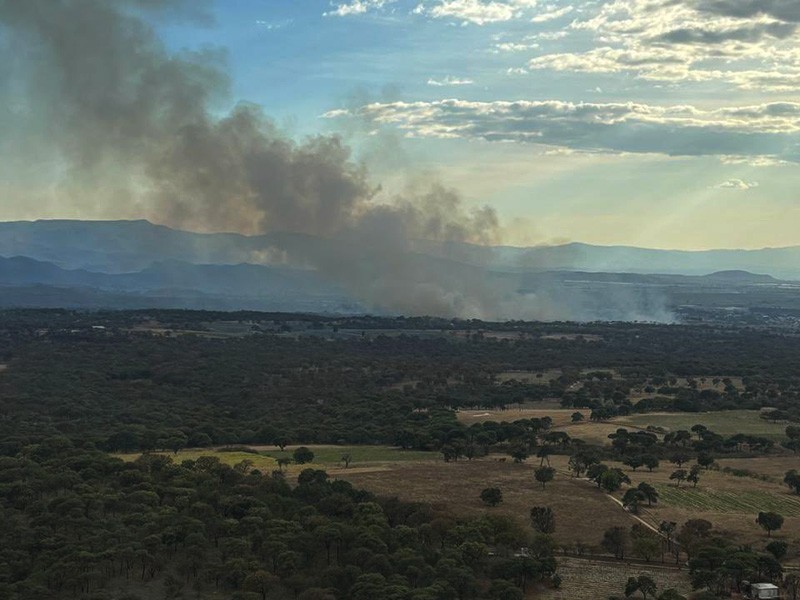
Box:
0;0;670;321
0;0;529;318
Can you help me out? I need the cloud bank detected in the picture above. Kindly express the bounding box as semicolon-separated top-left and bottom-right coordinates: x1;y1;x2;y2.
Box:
329;99;800;160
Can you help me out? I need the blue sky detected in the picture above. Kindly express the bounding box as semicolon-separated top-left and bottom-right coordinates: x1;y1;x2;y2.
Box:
158;0;800;250
4;0;800;249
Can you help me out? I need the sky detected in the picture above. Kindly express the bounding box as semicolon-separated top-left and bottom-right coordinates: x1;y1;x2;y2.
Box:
4;0;800;250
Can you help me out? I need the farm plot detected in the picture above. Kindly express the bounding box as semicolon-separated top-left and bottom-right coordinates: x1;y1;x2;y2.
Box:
537;558;690;600
655;484;800;516
457;407;587;427
341;455;637;548
621;410;789;439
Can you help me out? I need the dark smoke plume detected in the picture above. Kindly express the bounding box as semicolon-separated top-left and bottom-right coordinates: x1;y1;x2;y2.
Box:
0;0;670;320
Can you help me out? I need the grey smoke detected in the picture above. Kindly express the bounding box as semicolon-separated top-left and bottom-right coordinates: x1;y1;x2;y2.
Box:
0;0;671;321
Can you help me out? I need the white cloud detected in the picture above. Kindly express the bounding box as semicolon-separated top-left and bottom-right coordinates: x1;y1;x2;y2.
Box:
713;179;760;189
525;0;800;91
492;41;539;52
255;19;293;30
530;5;573;22
418;0;540;25
720;155;792;167
427;75;476;86
326;99;800;160
533;30;569;40
325;0;396;17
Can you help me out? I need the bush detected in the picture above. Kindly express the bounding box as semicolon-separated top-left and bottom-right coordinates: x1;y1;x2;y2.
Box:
480;487;503;507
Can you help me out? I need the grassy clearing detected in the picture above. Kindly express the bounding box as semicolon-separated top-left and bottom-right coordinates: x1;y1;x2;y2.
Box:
458;407;588;427
116;449;279;471
655;484;800;516
341;455;637;548
621;410;789;439
537;558;690;600
607;457;800;554
495;369;562;383
717;456;800;480
115;445;437;476
257;445;436;464
540;333;603;342
554;410;792;445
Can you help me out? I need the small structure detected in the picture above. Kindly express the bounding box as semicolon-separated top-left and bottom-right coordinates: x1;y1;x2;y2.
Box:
745;582;780;599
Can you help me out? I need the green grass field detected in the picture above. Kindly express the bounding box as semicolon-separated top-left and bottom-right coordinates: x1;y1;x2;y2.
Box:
116;445;436;472
656;484;800;516
622;410;789;439
261;445;436;464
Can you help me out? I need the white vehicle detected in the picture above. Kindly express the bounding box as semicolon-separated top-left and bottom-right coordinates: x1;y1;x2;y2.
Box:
743;582;781;599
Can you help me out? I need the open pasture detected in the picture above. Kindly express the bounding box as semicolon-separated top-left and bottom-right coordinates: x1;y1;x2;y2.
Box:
116;449;279;470
717;455;800;480
256;444;436;465
655;485;800;516
116;445;437;476
537;558;690;600
620;410;790;439
603;457;800;553
457;407;588;427
547;410;791;445
341;455;637;548
495;369;562;383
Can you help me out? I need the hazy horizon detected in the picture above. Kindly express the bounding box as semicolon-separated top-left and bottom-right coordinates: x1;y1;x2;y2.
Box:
1;0;800;252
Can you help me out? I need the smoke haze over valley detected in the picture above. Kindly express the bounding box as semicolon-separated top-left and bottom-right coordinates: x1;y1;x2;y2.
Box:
1;1;799;320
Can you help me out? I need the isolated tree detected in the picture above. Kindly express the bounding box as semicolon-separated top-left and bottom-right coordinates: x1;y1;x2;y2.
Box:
766;540;788;561
537;446;551;466
756;511;784;537
623;456;644;471
622;489;646;514
669;452;691;467
480;487;503;507
669;469;687;488
625;575;657;599
602;526;629;559
568;450;598;477
632;533;661;563
696;453;715;470
441;444;456;462
571;411;584;423
293;446;315;465
687;465;701;488
600;468;630;493
530;506;555;534
637;482;659;507
276;457;292;471
785;469;800;494
642;455;659;472
508;442;529;463
588;463;609;486
275;436;290;451
534;466;555;489
659;521;677;552
675;519;712;560
340;453;352;469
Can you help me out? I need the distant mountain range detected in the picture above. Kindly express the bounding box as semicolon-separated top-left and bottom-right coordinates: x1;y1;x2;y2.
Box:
0;219;797;316
1;219;799;278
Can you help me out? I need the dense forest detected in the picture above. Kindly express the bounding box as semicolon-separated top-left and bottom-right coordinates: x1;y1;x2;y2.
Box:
1;310;799;599
0;440;556;600
1;310;799;452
